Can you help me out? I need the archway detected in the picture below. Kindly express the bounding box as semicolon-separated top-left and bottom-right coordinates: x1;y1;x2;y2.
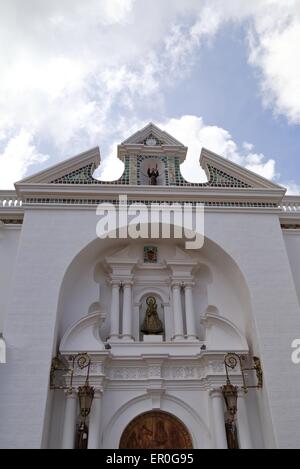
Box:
119;411;193;449
47;231;255;449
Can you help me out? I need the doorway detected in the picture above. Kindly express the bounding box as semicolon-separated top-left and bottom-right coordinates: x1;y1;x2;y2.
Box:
119;411;193;449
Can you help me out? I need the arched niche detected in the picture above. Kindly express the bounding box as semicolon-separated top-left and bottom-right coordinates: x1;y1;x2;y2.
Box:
139;156;166;185
59;311;106;353
55;234;253;350
201;310;248;351
47;233;254;449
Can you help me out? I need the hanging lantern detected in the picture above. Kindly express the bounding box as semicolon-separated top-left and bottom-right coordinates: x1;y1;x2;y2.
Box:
78;383;95;419
222;383;238;423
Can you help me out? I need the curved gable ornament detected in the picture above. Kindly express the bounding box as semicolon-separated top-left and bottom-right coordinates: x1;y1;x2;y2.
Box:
60;311;106;353
202;311;248;352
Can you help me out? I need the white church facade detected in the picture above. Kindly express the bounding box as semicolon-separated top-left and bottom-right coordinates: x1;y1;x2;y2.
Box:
0;123;300;449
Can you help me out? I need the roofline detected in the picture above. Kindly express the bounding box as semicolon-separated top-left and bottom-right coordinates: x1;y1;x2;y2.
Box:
200;147;285;191
15;147;100;185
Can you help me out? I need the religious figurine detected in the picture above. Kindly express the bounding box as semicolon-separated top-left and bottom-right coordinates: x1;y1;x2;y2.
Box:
75;422;89;449
147;165;159;185
126;430;139;449
153;420;168;447
141;296;164;335
225;420;239;449
253;356;263;388
138;425;153;448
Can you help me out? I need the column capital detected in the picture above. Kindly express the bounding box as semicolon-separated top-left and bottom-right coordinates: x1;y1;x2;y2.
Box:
209;387;223;398
110;280;121;287
171;281;183;289
64;389;77;398
122;280;134;288
93;388;104;398
183;282;195;289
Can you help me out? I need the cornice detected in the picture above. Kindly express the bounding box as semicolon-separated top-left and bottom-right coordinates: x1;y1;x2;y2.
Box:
4;185;300;218
281;228;300;235
117;144;187;162
15;182;285;203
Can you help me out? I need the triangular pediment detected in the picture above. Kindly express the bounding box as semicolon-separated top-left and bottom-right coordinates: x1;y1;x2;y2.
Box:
200;148;284;190
121;122;185;147
14;128;285;195
15;147;100;185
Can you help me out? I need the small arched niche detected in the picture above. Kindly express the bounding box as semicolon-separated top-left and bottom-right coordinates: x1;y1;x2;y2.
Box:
139;157;166;185
138;293;165;342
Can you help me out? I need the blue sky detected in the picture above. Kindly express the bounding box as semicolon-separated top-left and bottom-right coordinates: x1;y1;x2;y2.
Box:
163;22;300;186
0;0;299;192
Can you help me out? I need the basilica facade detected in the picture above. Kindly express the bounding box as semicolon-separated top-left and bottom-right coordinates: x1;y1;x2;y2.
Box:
0;123;300;449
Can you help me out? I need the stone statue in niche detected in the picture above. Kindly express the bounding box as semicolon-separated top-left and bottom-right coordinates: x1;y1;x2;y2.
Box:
147;164;159;185
141;296;164;335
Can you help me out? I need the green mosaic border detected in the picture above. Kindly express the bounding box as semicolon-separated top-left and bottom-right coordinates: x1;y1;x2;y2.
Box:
50;158;252;188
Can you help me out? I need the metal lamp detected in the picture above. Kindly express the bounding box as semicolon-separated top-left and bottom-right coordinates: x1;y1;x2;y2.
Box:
222;383;238;423
78;383;95;419
221;352;263;449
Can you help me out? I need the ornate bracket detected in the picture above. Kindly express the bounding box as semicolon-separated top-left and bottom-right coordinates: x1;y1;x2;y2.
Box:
224;353;263;393
50;353;92;393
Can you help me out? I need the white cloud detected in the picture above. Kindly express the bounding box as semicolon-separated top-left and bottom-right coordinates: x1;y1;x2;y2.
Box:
158;115;276;183
248;0;300;124
96;114;277;184
285;182;300;195
245;154;276;181
0;0;299;187
243;142;254;152
0;130;49;188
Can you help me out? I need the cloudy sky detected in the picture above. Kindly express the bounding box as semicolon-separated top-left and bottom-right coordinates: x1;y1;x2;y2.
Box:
0;0;300;191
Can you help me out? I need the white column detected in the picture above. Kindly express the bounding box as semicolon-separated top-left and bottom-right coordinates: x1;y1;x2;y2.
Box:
108;281;120;340
210;389;228;449
122;282;134;341
236;390;253;449
184;283;198;340
172;283;184;340
61;391;77;449
87;389;103;449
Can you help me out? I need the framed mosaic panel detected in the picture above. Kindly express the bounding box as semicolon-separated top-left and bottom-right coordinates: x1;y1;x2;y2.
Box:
144;245;158;264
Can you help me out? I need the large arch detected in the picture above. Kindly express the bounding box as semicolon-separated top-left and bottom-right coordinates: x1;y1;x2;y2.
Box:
46;226;256;449
55;233;253;346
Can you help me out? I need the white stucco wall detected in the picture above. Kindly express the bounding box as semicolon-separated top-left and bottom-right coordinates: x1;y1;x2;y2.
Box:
0;225;21;332
283;230;300;307
0;208;300;448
